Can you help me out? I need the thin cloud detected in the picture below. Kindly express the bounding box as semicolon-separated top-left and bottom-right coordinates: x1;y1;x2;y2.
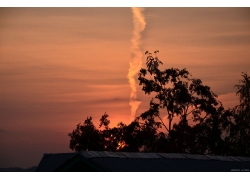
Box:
128;7;146;121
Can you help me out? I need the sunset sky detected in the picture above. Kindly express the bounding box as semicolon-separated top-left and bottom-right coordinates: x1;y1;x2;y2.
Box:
0;7;250;168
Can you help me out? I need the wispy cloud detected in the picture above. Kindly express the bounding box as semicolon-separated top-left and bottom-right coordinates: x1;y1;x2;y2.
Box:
128;7;146;121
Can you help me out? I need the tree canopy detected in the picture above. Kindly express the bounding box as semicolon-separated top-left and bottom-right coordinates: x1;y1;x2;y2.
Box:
68;51;250;157
223;72;250;156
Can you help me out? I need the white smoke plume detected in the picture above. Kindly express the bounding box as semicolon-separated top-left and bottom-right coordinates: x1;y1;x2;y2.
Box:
128;7;146;121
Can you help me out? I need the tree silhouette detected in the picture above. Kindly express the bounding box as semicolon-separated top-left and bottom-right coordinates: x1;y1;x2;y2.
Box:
138;51;223;132
68;113;159;152
223;72;250;156
137;51;228;154
68;116;104;151
68;52;249;157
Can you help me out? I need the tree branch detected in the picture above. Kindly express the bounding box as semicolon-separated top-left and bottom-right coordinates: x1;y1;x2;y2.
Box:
157;115;169;132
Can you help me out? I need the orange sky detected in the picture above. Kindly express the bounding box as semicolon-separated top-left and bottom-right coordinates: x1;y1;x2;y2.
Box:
0;8;250;168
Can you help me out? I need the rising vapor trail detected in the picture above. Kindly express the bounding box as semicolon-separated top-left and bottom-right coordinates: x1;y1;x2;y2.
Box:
128;7;146;121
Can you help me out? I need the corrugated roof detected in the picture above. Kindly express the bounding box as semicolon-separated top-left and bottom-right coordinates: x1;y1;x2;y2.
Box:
79;151;250;162
236;156;250;161
87;157;250;172
36;151;250;172
79;151;125;159
182;153;210;160
81;151;250;172
36;153;75;172
158;153;186;159
206;155;235;161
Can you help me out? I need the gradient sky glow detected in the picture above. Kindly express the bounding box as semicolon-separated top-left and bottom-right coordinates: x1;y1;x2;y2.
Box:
0;8;250;168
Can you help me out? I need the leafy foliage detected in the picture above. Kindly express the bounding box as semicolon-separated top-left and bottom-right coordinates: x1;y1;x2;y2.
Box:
68;116;103;151
223;72;250;156
137;51;229;155
138;51;223;132
68;51;250;157
68;113;158;152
